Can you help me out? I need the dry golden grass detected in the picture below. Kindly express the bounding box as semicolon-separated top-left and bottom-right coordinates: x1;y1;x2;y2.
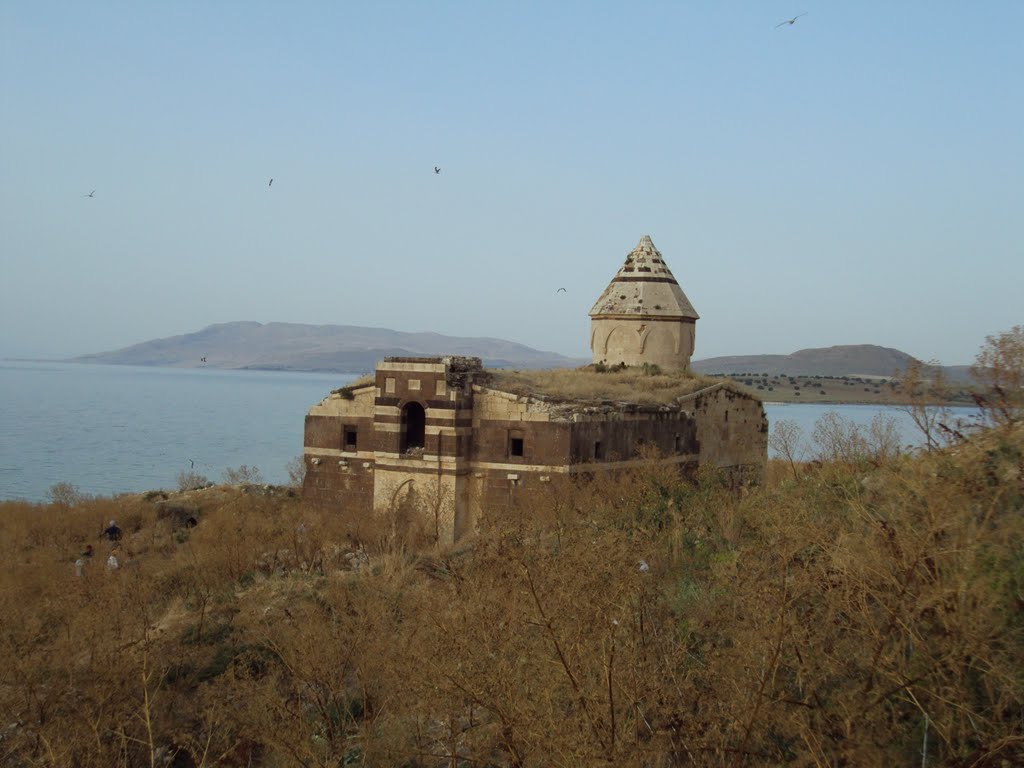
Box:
2;417;1023;766
484;365;720;404
335;366;720;405
332;373;375;396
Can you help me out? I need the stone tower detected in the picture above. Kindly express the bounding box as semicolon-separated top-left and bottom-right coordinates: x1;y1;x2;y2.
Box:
589;235;699;372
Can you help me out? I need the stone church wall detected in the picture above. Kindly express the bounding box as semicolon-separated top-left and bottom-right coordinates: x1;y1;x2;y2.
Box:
591;317;696;371
301;361;768;542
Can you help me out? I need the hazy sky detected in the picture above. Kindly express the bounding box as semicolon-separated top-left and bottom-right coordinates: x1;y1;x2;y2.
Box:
2;2;1021;365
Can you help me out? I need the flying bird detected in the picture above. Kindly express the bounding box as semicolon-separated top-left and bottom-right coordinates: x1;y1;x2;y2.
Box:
268;178;273;187
434;166;441;174
775;12;807;27
83;190;95;198
201;357;206;362
556;287;567;293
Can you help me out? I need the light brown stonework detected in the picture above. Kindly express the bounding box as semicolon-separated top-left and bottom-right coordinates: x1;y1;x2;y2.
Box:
589;235;700;371
303;235;762;542
303;356;767;543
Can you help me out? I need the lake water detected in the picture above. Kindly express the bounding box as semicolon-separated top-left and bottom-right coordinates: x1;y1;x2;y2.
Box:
0;361;357;502
0;361;976;503
762;401;978;456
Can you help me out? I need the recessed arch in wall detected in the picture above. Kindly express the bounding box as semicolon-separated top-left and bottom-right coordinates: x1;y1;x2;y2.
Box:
400;401;426;453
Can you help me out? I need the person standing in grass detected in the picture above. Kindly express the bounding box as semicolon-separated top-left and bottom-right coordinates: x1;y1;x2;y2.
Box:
102;520;122;542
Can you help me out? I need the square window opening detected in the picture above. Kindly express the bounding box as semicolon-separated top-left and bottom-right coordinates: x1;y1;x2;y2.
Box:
510;437;524;457
344;427;358;451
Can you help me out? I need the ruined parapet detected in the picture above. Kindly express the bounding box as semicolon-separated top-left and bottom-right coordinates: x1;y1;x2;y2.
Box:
441;356;483;389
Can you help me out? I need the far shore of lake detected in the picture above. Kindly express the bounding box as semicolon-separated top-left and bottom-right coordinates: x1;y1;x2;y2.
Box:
725;372;974;408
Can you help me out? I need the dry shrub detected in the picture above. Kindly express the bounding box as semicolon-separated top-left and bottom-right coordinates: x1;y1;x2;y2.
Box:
47;480;84;507
221;464;264;485
972;324;1024;427
285;453;306;487
176;467;210;491
2;423;1023;766
0;486;351;767
898;358;954;451
811;410;902;465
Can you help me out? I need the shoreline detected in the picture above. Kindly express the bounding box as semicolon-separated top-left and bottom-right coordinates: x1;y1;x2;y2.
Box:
761;398;973;408
5;359;977;409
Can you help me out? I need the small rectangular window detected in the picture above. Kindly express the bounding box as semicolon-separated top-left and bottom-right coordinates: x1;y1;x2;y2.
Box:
594;441;604;460
343;426;357;451
510;437;524;457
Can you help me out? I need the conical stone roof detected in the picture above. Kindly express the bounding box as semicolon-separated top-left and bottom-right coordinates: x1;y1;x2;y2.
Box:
589;235;699;320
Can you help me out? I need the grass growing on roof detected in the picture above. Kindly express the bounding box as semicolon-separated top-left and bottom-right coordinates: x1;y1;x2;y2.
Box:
332;374;375;397
483;365;721;405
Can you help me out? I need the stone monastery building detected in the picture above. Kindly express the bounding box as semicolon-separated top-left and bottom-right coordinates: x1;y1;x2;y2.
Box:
303;236;767;542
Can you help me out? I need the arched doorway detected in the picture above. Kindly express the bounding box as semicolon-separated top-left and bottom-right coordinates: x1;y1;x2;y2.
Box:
400;402;426;454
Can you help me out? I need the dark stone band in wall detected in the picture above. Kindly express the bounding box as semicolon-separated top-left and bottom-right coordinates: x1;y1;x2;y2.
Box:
611;276;679;284
372;414;471;427
591;315;696;323
375;397;458;409
371;462;471;477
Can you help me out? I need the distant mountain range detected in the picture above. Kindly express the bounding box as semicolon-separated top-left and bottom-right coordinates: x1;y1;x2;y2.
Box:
72;321;590;373
692;344;971;382
71;325;970;382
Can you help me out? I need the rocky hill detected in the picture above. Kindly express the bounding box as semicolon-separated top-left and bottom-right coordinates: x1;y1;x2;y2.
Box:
73;330;972;383
72;321;589;373
693;344;970;382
